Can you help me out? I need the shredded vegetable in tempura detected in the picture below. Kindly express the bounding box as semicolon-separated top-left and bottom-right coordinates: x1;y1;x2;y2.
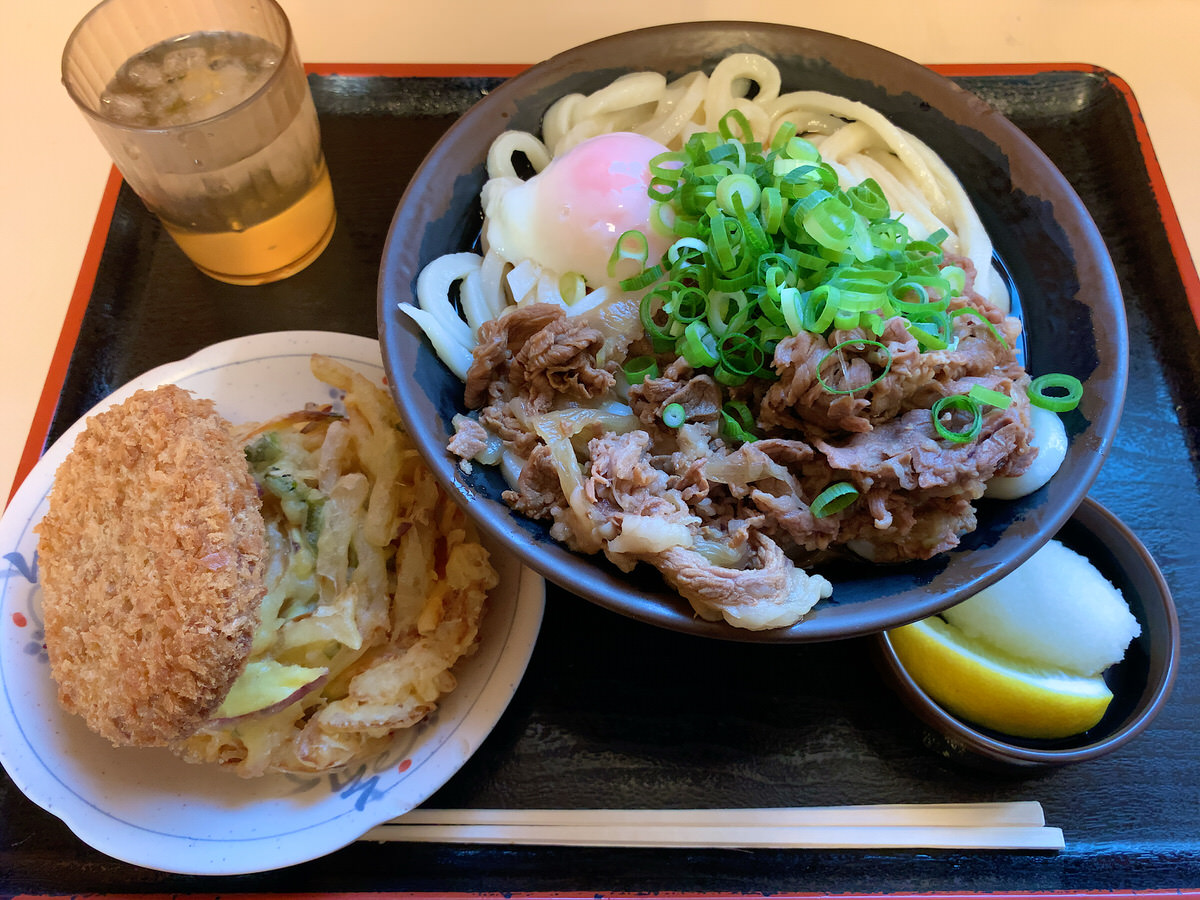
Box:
175;355;498;776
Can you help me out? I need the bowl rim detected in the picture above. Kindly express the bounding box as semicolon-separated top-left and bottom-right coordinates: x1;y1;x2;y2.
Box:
871;496;1179;767
378;20;1129;643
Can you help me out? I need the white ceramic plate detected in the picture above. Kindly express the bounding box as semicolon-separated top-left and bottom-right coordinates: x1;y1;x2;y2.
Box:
0;331;545;875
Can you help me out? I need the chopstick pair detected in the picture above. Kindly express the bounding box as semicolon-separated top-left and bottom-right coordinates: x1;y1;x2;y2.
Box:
362;802;1064;850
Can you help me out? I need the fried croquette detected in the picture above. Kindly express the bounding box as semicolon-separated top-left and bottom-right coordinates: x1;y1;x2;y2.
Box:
35;385;266;747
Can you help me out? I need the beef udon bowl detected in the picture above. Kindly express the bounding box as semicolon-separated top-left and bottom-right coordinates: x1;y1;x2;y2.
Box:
378;22;1126;642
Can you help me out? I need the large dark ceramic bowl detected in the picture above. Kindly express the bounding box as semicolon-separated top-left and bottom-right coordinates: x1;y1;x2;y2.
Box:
872;497;1178;767
378;22;1128;642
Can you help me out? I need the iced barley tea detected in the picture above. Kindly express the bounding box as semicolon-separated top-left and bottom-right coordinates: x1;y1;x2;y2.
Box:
86;30;335;283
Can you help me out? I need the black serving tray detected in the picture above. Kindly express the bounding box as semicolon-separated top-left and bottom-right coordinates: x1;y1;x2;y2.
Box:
3;64;1199;896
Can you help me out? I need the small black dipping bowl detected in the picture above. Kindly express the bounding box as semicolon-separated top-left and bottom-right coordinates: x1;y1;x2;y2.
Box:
873;496;1179;767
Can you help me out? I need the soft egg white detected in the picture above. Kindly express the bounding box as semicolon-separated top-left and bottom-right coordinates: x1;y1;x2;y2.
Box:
483;131;673;289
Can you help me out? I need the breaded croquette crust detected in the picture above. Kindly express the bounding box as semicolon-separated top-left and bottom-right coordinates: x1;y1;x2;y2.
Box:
36;385;266;747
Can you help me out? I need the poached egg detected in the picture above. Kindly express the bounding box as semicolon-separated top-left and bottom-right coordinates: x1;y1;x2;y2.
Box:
483;131;673;290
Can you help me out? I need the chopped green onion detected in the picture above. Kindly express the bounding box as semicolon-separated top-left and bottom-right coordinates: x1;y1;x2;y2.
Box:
942;265;967;295
608;229;650;280
862;311;886;336
619;263;663;292
826;268;901;306
720;400;757;443
650;200;678;237
770;121;797;153
846;178;890;218
639;289;677;352
718;332;766;378
679;320;720;368
803;197;857;251
716;172;760;216
709;211;739;271
615;112;996;439
811;481;859;518
714;364;749;387
785;135;821;163
803;285;839;333
780;286;805;335
662;402;687;428
869;218;910;252
712;269;756;292
890;277;951;313
833;307;862;331
931;394;983;443
760;186;785;233
669;285;709;323
649;150;688;181
968;383;1012;409
719;109;754;143
1027;373;1083;412
731;190;771;254
667;237;708;264
906;313;952;351
623;356;659;385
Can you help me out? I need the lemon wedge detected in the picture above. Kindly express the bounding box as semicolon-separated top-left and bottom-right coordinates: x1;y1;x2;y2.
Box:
888;617;1113;739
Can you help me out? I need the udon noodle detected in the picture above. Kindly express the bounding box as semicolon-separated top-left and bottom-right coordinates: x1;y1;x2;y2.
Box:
401;53;1062;630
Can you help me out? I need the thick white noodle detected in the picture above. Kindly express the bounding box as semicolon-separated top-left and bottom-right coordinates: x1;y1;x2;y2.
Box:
815;120;876;163
459;269;491;335
551;118;609;155
479;249;511;318
899;130;1005;307
574;71;667;123
415;252;479;346
702;52;782;130
398;305;474;381
542;93;584;152
486;130;551;179
640;71;708;147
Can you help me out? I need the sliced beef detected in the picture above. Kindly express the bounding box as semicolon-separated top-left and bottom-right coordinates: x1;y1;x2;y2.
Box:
747;488;841;554
585;430;691;521
629;359;722;427
813;397;1034;496
464;302;562;409
842;492;979;562
478;396;540;458
446;416;489;461
655;532;832;631
760;329;875;435
502;443;566;521
761;314;1027;438
511;314;614;413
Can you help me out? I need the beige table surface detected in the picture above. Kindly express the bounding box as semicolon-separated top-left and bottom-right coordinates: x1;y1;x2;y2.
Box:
2;0;1197;500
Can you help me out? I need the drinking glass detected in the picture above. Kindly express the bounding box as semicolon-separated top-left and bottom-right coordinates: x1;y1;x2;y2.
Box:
62;0;336;285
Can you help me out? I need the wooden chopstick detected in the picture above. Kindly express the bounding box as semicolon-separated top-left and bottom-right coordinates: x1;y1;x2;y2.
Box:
362;803;1064;850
